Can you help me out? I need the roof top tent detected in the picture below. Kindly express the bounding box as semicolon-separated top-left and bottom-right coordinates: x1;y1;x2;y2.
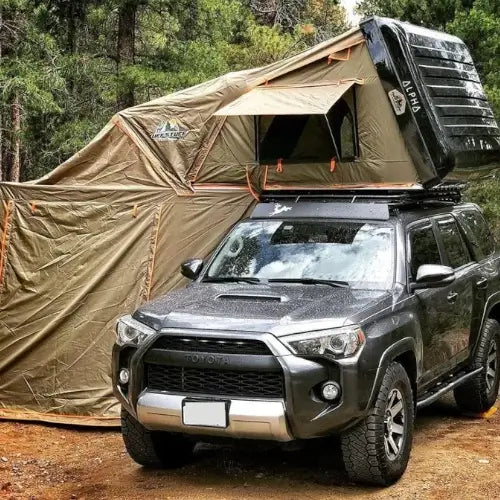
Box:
0;18;499;426
30;16;500;194
361;17;500;186
214;17;500;189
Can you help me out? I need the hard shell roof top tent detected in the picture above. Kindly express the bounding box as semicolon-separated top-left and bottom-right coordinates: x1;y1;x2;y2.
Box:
361;17;500;184
0;17;498;426
213;16;500;189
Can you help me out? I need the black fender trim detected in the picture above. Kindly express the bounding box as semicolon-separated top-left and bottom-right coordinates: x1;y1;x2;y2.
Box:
475;292;500;356
366;337;417;410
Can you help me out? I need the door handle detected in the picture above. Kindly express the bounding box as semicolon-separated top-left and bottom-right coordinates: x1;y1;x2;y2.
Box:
447;291;458;304
476;277;488;289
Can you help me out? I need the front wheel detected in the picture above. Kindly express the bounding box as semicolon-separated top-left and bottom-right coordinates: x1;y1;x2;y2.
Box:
121;408;195;467
454;318;500;414
341;362;414;485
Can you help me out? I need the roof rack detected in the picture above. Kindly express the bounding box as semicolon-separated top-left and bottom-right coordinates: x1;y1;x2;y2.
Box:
260;184;463;208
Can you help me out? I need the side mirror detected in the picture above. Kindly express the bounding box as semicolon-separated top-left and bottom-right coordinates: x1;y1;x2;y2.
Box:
180;259;203;280
411;264;455;290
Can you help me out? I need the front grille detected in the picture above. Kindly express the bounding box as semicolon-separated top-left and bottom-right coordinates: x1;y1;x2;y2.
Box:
146;364;284;398
152;336;272;355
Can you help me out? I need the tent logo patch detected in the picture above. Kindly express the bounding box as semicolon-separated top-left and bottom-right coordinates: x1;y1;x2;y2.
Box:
151;120;189;141
388;89;406;116
270;203;292;216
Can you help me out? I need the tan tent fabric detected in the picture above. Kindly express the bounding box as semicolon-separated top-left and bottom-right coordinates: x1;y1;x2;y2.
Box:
34;121;185;191
0;183;253;424
34;28;369;194
0;26;421;425
198;43;418;188
214;80;361;116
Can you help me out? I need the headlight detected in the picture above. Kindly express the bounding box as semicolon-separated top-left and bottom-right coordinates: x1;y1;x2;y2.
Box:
115;315;155;346
282;326;365;360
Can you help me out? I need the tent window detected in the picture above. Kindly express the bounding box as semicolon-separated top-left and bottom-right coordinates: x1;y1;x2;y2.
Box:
328;98;357;160
259;114;335;163
258;92;358;164
340;115;354;158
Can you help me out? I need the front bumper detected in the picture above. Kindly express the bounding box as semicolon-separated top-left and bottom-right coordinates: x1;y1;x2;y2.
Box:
137;392;292;441
113;329;377;440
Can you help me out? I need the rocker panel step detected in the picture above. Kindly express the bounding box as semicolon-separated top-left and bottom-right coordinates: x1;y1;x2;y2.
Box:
416;367;483;409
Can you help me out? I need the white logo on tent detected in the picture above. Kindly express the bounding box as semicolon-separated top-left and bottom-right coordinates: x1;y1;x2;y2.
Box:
270;203;292;216
388;89;406;116
402;81;422;113
151;120;189;141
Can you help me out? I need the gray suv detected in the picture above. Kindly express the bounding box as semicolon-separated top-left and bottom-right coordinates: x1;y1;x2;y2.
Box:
113;189;500;485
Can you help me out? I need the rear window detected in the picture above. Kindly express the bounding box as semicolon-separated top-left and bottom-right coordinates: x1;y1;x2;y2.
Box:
437;218;471;269
409;224;442;279
458;209;494;259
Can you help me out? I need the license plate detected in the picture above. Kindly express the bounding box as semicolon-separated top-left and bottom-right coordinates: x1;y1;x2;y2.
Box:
182;400;228;428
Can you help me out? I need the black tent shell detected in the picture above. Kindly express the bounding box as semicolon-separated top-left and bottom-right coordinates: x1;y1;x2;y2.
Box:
361;17;500;187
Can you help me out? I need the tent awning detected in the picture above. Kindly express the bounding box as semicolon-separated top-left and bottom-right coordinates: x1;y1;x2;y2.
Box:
214;80;362;116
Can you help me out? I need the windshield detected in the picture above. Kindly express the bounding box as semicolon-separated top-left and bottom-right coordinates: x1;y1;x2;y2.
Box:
205;219;395;290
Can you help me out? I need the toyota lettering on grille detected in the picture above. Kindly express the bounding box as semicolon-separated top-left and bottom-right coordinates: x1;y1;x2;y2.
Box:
184;354;230;365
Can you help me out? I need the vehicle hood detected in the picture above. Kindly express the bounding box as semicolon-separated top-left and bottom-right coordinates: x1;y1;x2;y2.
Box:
133;283;392;337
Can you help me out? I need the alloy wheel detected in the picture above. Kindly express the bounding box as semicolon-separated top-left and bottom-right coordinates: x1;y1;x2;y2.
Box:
384;388;406;461
486;338;498;393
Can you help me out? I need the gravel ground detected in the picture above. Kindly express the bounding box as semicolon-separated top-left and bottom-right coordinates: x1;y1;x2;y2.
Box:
0;396;498;500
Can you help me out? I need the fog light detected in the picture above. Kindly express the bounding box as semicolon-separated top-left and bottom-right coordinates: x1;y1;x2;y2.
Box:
321;381;340;401
119;368;130;384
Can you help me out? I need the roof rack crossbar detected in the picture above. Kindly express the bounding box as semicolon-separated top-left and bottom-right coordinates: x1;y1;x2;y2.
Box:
260;185;463;207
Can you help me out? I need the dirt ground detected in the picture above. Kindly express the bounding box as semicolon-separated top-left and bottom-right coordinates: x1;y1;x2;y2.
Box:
0;396;498;500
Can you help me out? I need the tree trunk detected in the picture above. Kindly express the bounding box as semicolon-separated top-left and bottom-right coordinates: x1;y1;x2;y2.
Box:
116;0;138;110
67;7;76;54
0;111;3;182
0;7;3;182
10;94;21;183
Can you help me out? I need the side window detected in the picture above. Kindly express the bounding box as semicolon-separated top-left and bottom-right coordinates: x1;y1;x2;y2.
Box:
437;218;471;269
409;224;442;279
459;210;494;259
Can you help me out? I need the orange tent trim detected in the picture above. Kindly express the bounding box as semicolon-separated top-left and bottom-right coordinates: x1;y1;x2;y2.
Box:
0;200;13;287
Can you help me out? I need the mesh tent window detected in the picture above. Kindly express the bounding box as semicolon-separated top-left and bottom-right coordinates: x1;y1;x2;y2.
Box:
258;93;359;163
214;80;362;165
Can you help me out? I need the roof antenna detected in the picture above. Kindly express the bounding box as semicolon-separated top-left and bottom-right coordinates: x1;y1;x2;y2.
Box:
351;195;357;203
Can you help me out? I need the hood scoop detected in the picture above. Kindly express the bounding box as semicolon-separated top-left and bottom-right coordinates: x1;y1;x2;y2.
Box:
216;293;288;303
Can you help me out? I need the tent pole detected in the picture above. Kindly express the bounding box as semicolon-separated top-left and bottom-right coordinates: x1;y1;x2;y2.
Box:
352;85;360;158
253;115;260;163
324;114;341;161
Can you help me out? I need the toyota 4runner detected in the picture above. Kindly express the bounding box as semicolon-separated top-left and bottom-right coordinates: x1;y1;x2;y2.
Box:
113;187;500;485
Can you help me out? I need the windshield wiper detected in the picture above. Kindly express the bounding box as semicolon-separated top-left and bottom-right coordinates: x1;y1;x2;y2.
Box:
203;276;263;284
203;277;349;288
268;278;350;288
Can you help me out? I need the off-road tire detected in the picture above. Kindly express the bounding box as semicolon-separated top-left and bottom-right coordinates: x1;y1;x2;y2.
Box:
454;318;500;413
121;408;195;467
341;362;414;485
